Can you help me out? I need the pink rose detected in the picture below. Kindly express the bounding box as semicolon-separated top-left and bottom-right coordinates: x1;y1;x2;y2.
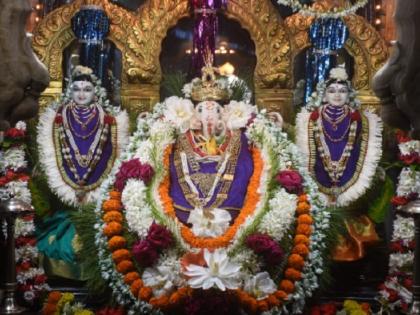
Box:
275;170;303;194
146;223;173;250
139;163;155;185
132;240;159;267
246;233;284;267
114;159;155;191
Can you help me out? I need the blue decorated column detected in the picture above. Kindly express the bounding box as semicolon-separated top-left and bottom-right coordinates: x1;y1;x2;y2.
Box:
71;5;110;82
304;18;349;103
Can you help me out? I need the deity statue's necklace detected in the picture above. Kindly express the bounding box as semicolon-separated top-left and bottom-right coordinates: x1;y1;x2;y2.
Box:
69;102;98;130
321;105;349;131
67;107;101;140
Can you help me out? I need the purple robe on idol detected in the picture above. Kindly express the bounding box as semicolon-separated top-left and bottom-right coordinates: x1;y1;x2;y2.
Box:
169;131;254;224
59;105;114;187
314;105;362;189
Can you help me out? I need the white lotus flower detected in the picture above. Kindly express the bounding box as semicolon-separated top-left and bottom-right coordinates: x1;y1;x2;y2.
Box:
163;96;194;132
187;207;231;237
243;272;277;300
224;101;256;130
184;249;241;291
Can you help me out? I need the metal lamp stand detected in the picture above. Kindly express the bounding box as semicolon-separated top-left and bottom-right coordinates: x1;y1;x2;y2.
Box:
0;199;34;315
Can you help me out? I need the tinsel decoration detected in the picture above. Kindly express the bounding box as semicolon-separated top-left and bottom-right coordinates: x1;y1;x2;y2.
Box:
304;18;349;104
71;5;110;82
190;0;227;77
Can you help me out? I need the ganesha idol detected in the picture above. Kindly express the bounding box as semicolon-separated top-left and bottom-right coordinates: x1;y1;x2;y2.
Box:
92;67;332;314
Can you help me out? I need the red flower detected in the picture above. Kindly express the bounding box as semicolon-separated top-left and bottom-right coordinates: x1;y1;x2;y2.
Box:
310;110;319;121
146;223;173;250
275;170;303;194
132;240;159;267
310;306;321;315
391;196;409;206
104;115;116;125
96;307;126;315
5;128;25;138
320;303;337;315
399;153;420;165
396;130;411;144
114;159;155;191
246;234;284;266
403;278;413;289
351;110;361;122
389;241;404;253
34;274;47;285
20;260;32;271
55;114;63;124
388;289;399;302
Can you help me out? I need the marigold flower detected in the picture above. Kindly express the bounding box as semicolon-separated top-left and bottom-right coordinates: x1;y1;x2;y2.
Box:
292;244;310;256
116;260;134;274
297;214;313;225
124;271;140;285
108;236;126;251
288;254;305;269
296;224;312;236
150;295;169;308
169;292;181;304
109;191;122;200
285;268;302;281
103;199;122;212
103;211;123;223
279;280;295;293
257;299;269;312
47;291;62;304
103;222;123;237
43;303;57;315
294;234;310;246
266;294;280;307
275;290;288;300
130;279;143;296
296;202;311;214
112;249;131;264
298;194;308;202
139;287;153;301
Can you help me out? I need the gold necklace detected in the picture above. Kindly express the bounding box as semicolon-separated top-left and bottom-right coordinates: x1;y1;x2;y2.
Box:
321;106;349;131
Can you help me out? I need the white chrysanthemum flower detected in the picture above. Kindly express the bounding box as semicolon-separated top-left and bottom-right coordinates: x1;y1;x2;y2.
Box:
392;215;415;241
6;182;31;204
397;168;420;196
389;252;414;273
329;65;348;81
3;147;27;170
184;249;242;291
182;83;193;98
230;248;262;275
163;96;194;133
14;217;35;237
150;120;176;146
259;188;297;241
243;272;277;300
398;140;420;156
133;140;154;165
187;207;231;237
122;179;153;238
15;121;27;131
224;101;256;130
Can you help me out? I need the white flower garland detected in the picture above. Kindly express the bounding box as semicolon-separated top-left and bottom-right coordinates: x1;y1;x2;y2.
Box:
276;0;368;19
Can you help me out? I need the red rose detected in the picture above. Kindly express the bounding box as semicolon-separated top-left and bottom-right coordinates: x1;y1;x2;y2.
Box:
55;114;63;124
396;130;411;144
399;153;420;165
389;241;404;253
388;289;399;302
246;233;284;266
139;163;155;185
34;274;47;285
351;110;361;122
275;170;303;194
132;240;159;267
20;260;31;271
391;196;409;206
104;115;116;125
310;110;319;121
146;223;173;250
403;278;413;289
5;128;25;138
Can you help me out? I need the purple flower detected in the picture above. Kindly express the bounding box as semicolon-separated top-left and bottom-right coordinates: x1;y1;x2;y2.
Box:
146;223;173;250
132;240;159;267
246;233;284;267
275;170;303;194
114;158;155;191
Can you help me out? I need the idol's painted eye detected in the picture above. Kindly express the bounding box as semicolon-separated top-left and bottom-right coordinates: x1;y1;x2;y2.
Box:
72;86;81;92
339;88;348;94
326;88;336;94
198;106;202;113
84;86;94;92
217;108;220;114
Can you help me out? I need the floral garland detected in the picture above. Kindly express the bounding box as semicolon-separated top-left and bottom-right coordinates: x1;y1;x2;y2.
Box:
42;291;94;315
276;0;368;19
379;131;419;314
0;122;49;307
91;98;331;314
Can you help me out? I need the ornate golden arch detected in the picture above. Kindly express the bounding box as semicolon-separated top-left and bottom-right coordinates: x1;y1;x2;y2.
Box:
33;0;388;118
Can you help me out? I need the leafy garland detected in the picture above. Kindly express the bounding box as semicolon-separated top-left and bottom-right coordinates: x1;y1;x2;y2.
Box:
276;0;368;19
84;97;338;314
0;122;49;308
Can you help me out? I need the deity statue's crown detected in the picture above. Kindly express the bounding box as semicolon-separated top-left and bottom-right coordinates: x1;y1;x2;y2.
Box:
190;51;230;102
